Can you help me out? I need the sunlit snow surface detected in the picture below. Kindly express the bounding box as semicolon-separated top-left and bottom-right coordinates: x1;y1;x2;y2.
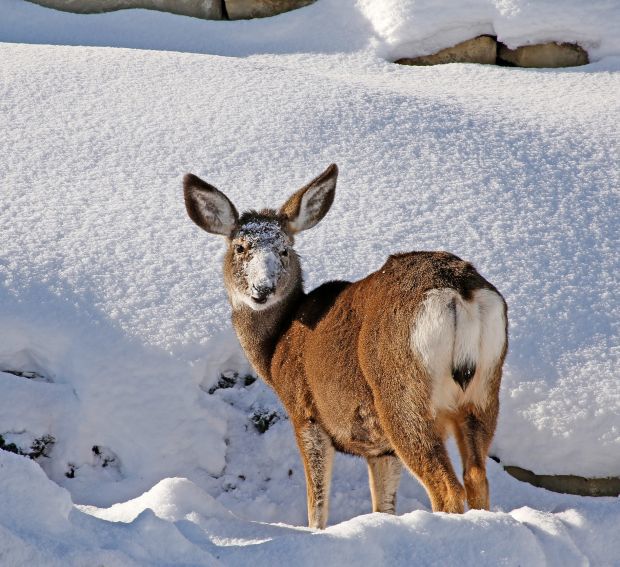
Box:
2;450;619;565
0;0;619;564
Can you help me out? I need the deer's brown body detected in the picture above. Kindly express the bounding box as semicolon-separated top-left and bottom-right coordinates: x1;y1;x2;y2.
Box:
183;164;508;528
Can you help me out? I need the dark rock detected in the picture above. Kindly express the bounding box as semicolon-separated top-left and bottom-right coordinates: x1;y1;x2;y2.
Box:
396;36;497;66
225;0;313;20
498;42;589;68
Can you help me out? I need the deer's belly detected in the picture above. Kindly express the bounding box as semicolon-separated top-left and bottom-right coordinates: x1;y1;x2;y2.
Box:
312;384;393;458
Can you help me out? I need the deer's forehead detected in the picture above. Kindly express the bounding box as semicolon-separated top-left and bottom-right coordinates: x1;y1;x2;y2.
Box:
234;220;290;248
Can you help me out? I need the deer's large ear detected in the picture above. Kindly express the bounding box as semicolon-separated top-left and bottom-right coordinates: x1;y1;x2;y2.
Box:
279;164;338;234
183;173;239;237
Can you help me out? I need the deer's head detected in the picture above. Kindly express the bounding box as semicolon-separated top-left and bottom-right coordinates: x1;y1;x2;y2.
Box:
183;164;338;311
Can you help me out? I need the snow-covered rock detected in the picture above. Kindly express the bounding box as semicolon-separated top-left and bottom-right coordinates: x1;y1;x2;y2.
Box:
359;0;620;61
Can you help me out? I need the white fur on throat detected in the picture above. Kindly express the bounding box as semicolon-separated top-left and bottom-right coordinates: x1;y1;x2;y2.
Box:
410;288;506;413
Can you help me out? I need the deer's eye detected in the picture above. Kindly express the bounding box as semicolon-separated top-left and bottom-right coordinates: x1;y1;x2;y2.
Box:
281;249;288;257
235;244;245;254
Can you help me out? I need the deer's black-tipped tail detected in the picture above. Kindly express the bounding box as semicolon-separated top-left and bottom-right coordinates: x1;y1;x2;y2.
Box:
452;363;476;391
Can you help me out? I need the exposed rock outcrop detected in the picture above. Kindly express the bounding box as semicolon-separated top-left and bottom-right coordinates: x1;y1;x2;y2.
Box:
27;0;314;18
27;0;223;18
504;465;620;497
498;42;589;68
396;35;497;66
396;36;589;68
225;0;313;19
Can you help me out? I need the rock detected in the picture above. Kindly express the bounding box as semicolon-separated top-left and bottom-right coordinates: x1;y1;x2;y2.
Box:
224;0;313;20
504;465;620;497
27;0;223;19
396;35;497;66
30;0;315;19
498;42;589;68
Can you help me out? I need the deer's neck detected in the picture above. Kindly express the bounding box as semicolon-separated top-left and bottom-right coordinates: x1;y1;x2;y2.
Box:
231;285;304;384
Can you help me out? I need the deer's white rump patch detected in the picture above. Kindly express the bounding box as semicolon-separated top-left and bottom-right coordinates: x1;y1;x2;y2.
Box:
411;288;506;413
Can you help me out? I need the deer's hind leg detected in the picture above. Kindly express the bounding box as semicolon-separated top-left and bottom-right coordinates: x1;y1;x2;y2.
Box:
366;375;466;514
360;302;466;513
367;453;402;514
295;420;335;529
452;398;499;511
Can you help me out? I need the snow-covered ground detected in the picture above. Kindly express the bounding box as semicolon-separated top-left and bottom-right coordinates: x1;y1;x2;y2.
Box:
1;0;619;564
2;449;619;566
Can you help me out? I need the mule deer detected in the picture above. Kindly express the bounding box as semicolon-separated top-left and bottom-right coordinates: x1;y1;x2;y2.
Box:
183;164;507;528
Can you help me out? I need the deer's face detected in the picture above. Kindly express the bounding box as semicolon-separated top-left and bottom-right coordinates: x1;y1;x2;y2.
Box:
224;214;299;310
183;164;338;312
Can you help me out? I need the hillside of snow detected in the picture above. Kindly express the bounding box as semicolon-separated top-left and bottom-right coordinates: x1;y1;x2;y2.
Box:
2;449;619;566
1;0;619;564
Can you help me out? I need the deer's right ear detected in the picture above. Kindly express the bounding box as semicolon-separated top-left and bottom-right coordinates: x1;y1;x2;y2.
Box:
183;173;239;237
280;164;338;234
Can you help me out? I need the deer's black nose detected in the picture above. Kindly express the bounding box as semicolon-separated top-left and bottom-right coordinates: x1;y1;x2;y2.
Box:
251;285;274;304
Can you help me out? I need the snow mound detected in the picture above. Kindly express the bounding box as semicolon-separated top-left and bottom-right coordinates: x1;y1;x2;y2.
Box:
0;312;229;507
81;477;235;523
0;451;72;533
4;450;620;566
0;452;222;565
359;0;620;60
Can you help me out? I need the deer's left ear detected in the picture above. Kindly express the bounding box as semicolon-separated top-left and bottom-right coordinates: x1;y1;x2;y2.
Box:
183;173;239;237
279;164;338;234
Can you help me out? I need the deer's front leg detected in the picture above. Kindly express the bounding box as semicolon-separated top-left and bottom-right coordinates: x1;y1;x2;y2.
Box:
367;453;402;514
295;420;335;529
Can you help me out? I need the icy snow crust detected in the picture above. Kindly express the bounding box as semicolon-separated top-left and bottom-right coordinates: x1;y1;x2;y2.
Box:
1;0;619;564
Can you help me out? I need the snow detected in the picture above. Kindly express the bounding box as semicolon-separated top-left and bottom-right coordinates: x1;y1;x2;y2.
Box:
359;0;620;60
0;0;619;564
2;0;619;61
1;450;619;565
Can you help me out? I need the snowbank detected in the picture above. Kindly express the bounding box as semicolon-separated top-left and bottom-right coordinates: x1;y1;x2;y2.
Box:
1;450;619;566
0;320;229;506
359;0;620;60
2;39;618;481
0;452;221;566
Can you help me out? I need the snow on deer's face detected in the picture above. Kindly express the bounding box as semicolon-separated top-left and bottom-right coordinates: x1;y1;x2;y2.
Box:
225;213;297;311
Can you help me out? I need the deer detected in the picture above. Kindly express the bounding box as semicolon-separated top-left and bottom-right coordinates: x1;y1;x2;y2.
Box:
182;164;508;529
